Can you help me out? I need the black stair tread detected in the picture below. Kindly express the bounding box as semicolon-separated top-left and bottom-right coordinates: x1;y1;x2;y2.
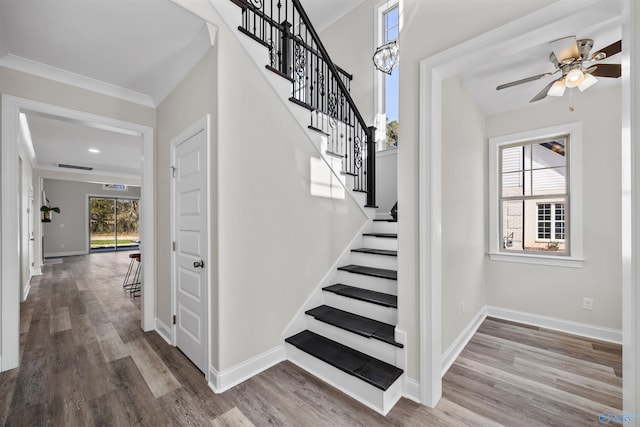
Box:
323;284;397;308
340;171;358;177
265;65;294;82
308;125;330;136
351;248;397;257
285;330;403;391
338;264;397;280
363;233;397;239
373;218;397;223
306;305;402;348
289;97;314;111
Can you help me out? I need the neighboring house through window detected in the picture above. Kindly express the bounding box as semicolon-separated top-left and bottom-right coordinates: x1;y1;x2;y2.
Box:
488;122;584;267
375;1;399;150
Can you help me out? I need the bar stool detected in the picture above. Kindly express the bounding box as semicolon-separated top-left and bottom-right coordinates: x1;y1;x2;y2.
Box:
122;252;141;297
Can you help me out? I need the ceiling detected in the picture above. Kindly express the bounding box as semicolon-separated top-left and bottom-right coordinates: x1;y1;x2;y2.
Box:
1;0;623;179
460;0;623;115
0;0;363;180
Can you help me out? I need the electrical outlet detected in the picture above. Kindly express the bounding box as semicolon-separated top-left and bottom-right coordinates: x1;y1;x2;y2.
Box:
582;297;594;311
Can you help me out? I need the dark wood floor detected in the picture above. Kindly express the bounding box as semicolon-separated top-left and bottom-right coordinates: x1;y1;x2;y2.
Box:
0;252;622;426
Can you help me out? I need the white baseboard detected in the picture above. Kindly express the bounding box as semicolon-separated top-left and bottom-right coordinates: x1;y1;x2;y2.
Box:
44;250;86;258
208;345;285;393
30;267;42;276
403;377;421;403
155;317;173;345
441;307;487;377
486;305;622;344
21;281;31;302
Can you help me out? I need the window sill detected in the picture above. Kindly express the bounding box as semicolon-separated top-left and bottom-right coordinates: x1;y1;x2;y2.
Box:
488;252;585;268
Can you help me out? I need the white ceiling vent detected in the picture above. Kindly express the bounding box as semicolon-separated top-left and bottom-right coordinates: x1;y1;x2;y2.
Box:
58;163;93;171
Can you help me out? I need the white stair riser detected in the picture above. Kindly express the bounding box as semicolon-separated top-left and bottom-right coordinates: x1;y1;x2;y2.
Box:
335;271;397;294
306;316;398;365
286;344;403;416
361;236;397;251
323;292;397;324
369;221;398;234
348;252;398;270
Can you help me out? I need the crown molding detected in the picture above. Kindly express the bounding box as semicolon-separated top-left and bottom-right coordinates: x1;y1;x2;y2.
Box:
0;54;155;107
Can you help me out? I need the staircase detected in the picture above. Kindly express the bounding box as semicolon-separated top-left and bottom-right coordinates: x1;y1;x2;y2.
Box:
225;0;403;415
286;216;402;415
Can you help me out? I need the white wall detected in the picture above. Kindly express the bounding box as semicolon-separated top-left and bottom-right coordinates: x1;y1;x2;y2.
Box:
205;0;367;371
41;178;140;257
485;85;622;330
441;76;487;351
156;45;219;366
376;149;397;215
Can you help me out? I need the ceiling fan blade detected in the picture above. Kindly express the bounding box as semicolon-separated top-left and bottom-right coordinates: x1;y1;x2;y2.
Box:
591;40;622;60
590;63;622;78
496;72;552;90
549;36;579;64
529;79;559;103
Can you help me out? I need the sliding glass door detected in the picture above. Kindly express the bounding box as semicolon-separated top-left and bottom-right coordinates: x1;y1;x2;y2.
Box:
89;197;139;251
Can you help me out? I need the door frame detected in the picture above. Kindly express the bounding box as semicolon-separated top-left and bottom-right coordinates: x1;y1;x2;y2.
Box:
417;0;635;409
170;114;211;381
1;95;156;371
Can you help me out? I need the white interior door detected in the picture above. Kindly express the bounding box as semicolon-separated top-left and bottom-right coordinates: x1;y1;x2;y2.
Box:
28;187;35;275
173;126;208;373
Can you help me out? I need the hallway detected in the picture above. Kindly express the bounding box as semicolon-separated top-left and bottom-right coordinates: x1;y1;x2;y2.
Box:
0;253;623;426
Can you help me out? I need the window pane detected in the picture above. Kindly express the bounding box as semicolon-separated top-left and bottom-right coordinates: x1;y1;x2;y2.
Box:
533;141;566;169
502;171;526;197
385;7;399;42
502;200;523;251
501;146;523;173
531;167;566;195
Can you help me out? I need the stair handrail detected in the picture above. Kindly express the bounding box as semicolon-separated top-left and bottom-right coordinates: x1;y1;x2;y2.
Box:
234;0;376;206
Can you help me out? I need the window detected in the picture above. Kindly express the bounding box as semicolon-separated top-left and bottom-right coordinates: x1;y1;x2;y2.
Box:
537;202;565;241
375;1;399;150
489;123;584;267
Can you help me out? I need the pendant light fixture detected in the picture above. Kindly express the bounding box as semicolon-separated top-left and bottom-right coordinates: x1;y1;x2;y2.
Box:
373;40;399;75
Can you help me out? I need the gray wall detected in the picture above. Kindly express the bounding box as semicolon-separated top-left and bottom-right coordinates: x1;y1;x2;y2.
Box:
42;178;140;256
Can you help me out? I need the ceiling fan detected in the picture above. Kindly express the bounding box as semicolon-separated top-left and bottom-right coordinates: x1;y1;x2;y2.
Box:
496;36;622;103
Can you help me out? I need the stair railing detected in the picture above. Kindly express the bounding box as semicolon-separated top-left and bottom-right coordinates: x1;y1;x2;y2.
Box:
233;0;376;207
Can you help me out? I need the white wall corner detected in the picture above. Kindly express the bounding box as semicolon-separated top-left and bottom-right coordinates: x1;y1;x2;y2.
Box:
441;306;487;377
403;377;421;403
486;305;623;344
208;345;285;394
155;317;174;345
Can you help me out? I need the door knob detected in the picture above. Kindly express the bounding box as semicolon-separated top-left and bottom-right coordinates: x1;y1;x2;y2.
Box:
193;260;205;268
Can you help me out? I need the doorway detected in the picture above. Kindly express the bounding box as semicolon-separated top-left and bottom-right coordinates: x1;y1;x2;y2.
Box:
1;95;156;372
89;197;140;252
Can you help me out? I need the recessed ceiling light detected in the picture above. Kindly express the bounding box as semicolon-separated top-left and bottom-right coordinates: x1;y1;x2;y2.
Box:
88;148;100;153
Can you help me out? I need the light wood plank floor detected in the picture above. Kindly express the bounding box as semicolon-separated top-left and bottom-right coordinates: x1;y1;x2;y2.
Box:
0;253;622;426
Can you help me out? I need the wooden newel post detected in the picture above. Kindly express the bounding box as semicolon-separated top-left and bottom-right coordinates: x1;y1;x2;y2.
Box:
280;21;292;76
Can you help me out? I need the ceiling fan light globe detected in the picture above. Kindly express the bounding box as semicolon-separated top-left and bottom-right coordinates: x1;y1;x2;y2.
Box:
578;73;598;91
565;68;584;88
547;80;566;97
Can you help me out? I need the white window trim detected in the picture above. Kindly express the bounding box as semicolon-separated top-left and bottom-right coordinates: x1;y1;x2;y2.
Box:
488;122;584;268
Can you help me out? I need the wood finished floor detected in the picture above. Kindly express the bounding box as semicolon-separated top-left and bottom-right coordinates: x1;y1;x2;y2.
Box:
0;252;622;426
